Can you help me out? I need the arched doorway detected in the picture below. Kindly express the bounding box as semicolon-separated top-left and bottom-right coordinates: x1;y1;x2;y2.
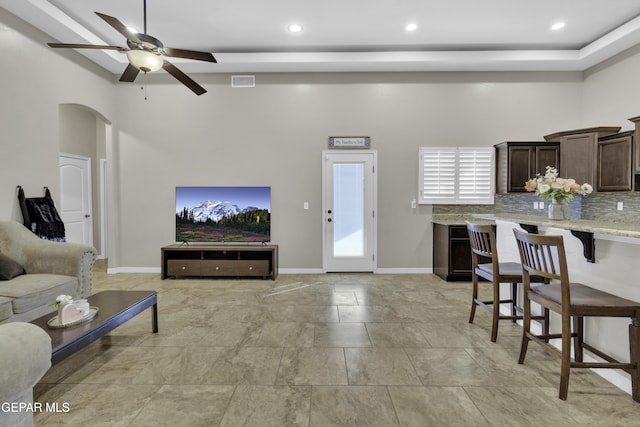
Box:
58;103;111;259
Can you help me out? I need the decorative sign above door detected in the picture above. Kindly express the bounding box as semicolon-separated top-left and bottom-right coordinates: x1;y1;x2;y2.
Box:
328;137;370;149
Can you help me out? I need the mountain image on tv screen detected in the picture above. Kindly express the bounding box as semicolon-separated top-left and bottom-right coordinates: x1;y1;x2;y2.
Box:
175;186;271;243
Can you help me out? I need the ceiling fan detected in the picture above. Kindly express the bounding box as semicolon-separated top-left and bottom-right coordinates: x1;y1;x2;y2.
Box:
48;0;216;95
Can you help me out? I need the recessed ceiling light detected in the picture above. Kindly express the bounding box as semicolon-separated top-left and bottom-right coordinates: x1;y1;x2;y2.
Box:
406;23;418;32
551;22;566;31
288;24;303;33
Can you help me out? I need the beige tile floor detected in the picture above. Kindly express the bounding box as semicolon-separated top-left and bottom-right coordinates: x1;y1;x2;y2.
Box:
33;266;640;426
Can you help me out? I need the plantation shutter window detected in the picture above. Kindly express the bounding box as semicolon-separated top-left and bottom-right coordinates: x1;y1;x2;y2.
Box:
419;147;495;205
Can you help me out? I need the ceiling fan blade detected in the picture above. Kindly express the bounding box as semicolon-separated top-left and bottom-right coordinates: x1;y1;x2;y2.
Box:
162;61;207;95
48;43;126;51
119;63;140;82
95;12;142;43
162;47;217;63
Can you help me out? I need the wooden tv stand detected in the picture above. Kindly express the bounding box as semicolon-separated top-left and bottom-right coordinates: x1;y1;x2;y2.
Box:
161;244;278;280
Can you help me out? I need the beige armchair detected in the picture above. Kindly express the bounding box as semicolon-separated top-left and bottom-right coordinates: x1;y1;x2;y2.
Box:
0;322;51;427
0;221;96;323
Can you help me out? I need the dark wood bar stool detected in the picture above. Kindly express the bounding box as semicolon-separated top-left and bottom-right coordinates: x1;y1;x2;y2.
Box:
466;223;548;342
513;229;640;402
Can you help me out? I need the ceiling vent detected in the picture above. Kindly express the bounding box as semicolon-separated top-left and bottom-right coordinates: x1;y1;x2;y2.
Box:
231;75;255;88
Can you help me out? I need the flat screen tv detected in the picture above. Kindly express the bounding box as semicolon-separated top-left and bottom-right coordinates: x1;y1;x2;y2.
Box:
175;186;271;243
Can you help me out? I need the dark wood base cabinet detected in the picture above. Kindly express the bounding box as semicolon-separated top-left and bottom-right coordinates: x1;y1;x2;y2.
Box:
161;244;278;280
433;224;473;281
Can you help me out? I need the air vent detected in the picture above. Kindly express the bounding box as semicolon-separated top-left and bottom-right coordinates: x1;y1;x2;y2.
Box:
231;75;255;88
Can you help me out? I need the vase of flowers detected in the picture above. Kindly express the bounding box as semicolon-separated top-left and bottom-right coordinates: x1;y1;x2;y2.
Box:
525;166;593;220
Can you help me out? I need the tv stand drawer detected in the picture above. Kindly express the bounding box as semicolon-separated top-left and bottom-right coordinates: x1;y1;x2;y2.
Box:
167;260;202;276
201;260;237;276
235;260;270;277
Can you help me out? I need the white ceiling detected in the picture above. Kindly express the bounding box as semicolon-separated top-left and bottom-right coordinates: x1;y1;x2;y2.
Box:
3;0;640;74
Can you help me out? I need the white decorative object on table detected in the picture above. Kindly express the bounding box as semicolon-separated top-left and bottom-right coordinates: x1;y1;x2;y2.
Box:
55;294;74;323
73;299;90;316
60;304;84;323
50;294;98;328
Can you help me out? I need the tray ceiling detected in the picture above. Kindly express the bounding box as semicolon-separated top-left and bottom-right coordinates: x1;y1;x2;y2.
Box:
2;0;640;74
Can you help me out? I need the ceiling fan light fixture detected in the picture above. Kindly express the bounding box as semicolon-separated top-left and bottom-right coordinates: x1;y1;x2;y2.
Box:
127;49;163;72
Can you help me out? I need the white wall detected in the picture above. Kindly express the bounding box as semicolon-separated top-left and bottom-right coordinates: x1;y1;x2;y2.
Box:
0;8;115;222
582;44;640;129
111;72;583;270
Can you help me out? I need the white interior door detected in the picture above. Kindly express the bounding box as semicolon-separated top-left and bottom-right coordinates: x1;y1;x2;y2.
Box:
59;153;93;246
323;150;377;272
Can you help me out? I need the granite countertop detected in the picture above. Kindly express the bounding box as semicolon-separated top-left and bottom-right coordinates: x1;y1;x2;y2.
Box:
431;214;494;226
471;213;640;239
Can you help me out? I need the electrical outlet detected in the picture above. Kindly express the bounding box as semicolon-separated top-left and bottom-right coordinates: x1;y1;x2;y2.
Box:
411;199;417;209
539;201;545;209
303;202;309;210
617;201;623;211
533;202;539;209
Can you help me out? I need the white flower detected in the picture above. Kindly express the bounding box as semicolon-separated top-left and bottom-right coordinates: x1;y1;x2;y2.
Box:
538;183;551;194
545;166;559;180
551;182;564;190
56;294;74;305
581;183;593;194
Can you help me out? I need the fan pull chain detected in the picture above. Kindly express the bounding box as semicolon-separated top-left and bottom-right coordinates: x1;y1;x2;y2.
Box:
140;71;148;100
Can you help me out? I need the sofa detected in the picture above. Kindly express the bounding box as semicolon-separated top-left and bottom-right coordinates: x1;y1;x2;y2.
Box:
0;322;52;427
0;221;96;323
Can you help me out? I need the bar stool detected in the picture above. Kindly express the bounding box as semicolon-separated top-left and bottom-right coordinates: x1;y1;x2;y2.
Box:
466;222;548;342
513;229;640;402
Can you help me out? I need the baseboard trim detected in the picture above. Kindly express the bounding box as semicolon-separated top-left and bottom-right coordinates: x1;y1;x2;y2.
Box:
375;268;432;274
106;267;433;275
107;267;161;274
279;268;325;274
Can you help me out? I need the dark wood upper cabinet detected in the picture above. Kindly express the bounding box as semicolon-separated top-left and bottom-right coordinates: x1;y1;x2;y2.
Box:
596;131;634;191
544;127;621;191
495;141;560;193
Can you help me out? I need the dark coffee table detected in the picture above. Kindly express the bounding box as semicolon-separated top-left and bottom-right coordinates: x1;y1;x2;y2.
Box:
30;290;158;364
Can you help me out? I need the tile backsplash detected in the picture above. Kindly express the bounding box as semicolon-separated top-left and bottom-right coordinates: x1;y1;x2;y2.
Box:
581;192;640;221
433;192;640;223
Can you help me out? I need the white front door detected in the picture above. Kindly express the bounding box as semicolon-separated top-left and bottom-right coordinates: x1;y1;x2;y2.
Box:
59;154;93;246
323;151;377;272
